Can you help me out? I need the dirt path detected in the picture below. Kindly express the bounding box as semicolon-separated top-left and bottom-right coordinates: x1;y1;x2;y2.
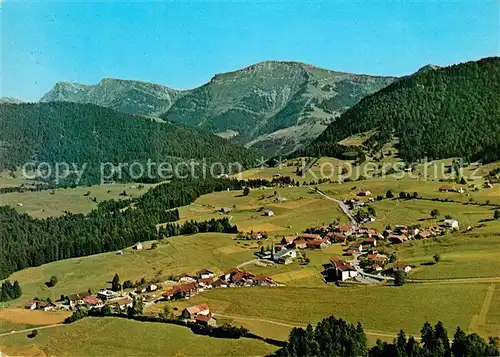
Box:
0;323;66;337
468;283;496;333
312;188;358;226
215;313;402;339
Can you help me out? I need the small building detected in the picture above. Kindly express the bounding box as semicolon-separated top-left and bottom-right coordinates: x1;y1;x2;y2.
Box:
219;207;231;214
67;291;91;308
133;242;143;250
273;248;297;264
299;233;322;241
347;242;363;253
281;236;298;245
163;282;198;300
438;185;456;192
366;254;387;265
263;210;274;217
96;289;117;301
335;225;354;236
196;314;217;327
197;268;215;280
24;300;55;311
307;238;331;249
182;303;210;320
443;219;459;229
362;237;377;247
82;295;104;308
108;297;133;311
357;190;372;197
393;263;412;273
388;234;407;244
329;257;358;281
292;239;307;249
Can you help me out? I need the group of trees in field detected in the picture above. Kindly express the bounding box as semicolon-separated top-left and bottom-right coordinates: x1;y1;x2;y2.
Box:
0;176;294;279
158;217;238;238
303;57;500;163
275;315;500;357
0;280;22;302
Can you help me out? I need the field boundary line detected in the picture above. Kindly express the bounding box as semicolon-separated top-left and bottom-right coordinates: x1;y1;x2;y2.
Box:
0;323;66;337
214;313;401;339
478;284;496;326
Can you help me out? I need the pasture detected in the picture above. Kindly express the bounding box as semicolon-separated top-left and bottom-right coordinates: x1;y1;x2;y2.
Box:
186;283;500;339
0;317;277;357
0;182;159;218
1;233;257;309
175;186;350;236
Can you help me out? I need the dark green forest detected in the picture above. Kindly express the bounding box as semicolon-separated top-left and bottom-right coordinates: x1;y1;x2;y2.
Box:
275;315;499;357
0;102;259;185
303;57;500;162
0;176;294;279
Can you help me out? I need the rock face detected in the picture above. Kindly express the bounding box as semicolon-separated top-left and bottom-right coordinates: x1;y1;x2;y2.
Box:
0;97;24;104
161;61;395;156
40;79;185;116
40;62;396;156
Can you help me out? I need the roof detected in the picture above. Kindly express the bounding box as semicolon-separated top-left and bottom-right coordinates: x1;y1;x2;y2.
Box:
346;250;356;255
24;300;36;307
299;233;321;240
394;262;410;268
443;219;458;224
68;291;90;301
293;239;306;245
336;225;353;232
363;237;376;243
307;239;329;246
439;185;455;190
112;297;133;306
330;257;355;271
254;274;273;283
367;254;386;263
282;236;297;244
197;268;214;276
196;314;214;322
83;295;102;305
186;303;209;315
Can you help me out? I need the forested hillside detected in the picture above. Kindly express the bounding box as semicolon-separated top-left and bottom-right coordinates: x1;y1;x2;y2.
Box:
303;57;500;162
0;102;258;184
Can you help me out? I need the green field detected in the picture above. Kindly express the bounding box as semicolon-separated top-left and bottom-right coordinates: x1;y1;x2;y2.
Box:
0;317;277;356
175;186;350;236
1;233;256;308
186;283;499;338
0;182;159;218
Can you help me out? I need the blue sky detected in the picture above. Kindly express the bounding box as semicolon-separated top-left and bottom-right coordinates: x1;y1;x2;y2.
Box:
2;1;499;101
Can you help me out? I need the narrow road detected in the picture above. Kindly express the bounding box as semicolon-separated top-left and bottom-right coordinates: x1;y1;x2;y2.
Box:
312;188;358;226
237;259;273;269
0;323;66;337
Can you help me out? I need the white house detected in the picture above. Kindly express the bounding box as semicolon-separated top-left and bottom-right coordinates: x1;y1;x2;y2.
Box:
330;257;358;281
273;248;296;264
133;242;143;250
264;210;274;217
393;263;412;273
197;268;215;280
443;219;459;229
97;289;117;301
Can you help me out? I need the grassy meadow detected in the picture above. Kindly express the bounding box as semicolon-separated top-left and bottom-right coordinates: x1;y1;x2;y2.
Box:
185;283;499;339
0;317;278;357
0;182;159;218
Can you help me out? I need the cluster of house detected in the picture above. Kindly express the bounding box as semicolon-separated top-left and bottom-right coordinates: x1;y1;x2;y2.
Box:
438;185;465;193
24;288;137;313
163;268;276;301
181;303;217;327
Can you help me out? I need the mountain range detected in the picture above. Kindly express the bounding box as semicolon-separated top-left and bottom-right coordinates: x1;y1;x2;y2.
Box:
39;61;395;156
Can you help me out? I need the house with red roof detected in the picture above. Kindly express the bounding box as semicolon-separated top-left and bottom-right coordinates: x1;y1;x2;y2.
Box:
307;238;331;249
327;232;347;243
196;314;217;327
388;235;407;244
299;233;322;241
182;303;210;320
329;257;358;281
292;239;307;249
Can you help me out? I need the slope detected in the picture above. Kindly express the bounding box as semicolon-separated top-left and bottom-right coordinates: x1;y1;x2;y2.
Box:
0;102;258;185
303;57;500;162
40;78;185;116
161;61;395;155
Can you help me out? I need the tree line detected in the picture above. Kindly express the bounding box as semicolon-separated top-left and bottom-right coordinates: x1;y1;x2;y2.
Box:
275;315;499;357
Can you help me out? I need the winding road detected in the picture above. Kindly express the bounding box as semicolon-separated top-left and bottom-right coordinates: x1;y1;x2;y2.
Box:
311;188;358;226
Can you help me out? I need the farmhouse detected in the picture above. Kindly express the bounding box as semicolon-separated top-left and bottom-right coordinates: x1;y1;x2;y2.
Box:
281;235;298;245
220;207;231;214
388;234;407;244
327;232;347;243
97;289;117;301
307;238;331;249
197;268;215;280
329;257;358;281
67;291;91;307
443;219;459;229
393;263;412;273
109;297;133;311
82;295;104;308
164;282;198;300
357;190;372;196
362;237;377;247
263;210;274;216
273;248;297;264
24;300;56;311
182;303;210;319
133;242;143;250
366;254;387;265
136;283;158;294
438;185;456;192
292;239;307;249
196;314;217;327
347;242;363;253
335;225;354;235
